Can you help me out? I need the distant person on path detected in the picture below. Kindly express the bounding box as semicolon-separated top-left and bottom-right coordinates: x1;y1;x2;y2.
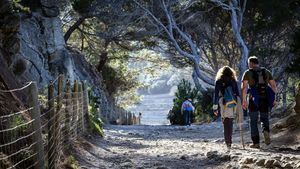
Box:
241;56;277;149
213;66;242;151
181;97;194;126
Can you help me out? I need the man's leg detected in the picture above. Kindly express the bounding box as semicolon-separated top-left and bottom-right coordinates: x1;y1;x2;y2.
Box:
249;111;260;145
183;110;188;125
260;111;271;145
188;110;192;125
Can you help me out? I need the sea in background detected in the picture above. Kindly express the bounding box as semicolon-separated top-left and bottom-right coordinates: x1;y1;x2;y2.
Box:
130;93;174;125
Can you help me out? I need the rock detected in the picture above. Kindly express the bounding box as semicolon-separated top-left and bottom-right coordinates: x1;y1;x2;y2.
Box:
213;138;224;143
206;151;230;162
219;154;231;161
225;164;232;169
42;6;60;17
231;155;239;159
240;165;250;169
136;167;144;169
290;156;298;161
264;159;275;168
256;159;266;166
180;155;188;160
296;162;300;168
120;162;134;168
153;162;163;166
272;160;281;167
273;155;282;160
206;151;218;159
242;157;255;164
281;156;291;161
282;163;293;169
156;167;169;169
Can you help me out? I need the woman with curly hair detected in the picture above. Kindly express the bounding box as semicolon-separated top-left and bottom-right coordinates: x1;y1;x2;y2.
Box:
213;66;241;151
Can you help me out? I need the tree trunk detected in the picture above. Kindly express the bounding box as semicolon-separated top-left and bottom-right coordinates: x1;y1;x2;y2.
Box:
96;52;108;72
64;17;86;42
193;59;215;86
229;0;249;79
282;77;288;108
192;70;204;91
295;83;300;115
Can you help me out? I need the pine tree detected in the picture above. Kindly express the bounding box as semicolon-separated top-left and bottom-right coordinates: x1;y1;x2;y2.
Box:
167;79;198;125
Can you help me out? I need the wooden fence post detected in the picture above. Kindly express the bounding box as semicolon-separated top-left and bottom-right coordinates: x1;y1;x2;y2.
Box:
29;82;45;169
64;80;71;142
82;81;89;132
48;81;55;169
133;114;136;125
128;112;132;125
56;75;64;150
126;111;128;125
72;80;79;137
78;83;84;133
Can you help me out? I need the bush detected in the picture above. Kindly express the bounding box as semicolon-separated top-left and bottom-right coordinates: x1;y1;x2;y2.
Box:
88;90;104;137
194;89;215;123
167;79;214;125
167;79;198;125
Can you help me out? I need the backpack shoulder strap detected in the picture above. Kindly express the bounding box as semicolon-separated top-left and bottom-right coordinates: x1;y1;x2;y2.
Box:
261;67;268;84
249;69;259;87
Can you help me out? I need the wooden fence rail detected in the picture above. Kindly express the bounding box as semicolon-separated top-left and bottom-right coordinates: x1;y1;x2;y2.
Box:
0;75;89;169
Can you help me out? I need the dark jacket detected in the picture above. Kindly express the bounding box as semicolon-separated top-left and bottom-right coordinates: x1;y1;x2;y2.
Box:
213;78;240;106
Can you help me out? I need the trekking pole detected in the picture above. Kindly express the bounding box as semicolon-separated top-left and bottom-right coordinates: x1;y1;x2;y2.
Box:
239;122;245;149
238;104;245;149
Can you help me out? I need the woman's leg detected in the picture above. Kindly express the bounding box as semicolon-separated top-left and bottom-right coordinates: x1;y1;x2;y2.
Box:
223;118;233;146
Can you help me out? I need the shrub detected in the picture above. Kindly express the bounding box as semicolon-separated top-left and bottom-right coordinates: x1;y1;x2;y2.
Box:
167;79;198;125
167;79;214;125
88;90;104;137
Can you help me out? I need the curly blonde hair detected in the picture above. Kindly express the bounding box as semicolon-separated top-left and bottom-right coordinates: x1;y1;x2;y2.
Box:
215;66;237;81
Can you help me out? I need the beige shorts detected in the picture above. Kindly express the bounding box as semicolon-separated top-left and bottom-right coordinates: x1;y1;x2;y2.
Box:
219;97;243;123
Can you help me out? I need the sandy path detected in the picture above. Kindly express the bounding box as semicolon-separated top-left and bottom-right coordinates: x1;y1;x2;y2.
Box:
71;123;300;169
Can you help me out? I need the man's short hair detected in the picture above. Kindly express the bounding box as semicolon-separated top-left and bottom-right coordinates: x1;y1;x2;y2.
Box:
248;56;259;64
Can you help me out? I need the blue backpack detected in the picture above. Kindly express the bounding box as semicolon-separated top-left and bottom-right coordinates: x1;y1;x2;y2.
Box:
248;68;275;110
223;86;237;108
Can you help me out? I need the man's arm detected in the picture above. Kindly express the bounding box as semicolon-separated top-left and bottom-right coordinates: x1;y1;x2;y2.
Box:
241;80;248;110
269;80;277;93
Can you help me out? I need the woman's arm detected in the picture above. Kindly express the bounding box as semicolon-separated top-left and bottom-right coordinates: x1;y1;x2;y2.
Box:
234;80;240;97
213;81;219;111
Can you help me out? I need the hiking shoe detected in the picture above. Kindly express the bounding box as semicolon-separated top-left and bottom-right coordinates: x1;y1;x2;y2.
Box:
263;131;271;145
250;144;260;149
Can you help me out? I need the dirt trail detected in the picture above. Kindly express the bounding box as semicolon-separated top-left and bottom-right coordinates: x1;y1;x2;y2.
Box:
71;123;300;169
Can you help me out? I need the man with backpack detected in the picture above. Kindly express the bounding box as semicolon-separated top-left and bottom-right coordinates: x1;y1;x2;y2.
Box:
181;97;194;126
241;56;277;148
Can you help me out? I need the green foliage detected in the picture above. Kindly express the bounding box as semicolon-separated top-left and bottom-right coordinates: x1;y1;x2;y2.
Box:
167;79;214;125
287;28;300;75
71;0;95;14
64;155;80;169
167;79;198;125
88;113;104;137
88;91;104;137
8;0;30;13
194;89;214;123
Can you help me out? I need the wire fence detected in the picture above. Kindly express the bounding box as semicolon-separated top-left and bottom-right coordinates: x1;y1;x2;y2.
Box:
0;75;90;169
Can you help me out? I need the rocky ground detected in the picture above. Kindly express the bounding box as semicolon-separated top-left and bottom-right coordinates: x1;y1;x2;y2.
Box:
69;122;300;169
